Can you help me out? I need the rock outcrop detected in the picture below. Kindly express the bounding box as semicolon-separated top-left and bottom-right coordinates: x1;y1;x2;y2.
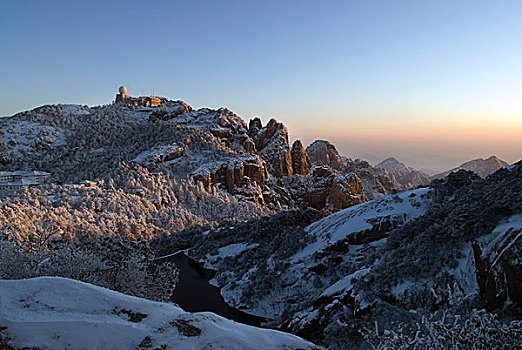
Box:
282;166;365;211
306;140;343;170
249;118;293;177
291;140;310;175
327;173;364;210
193;155;269;202
342;158;397;199
376;157;430;190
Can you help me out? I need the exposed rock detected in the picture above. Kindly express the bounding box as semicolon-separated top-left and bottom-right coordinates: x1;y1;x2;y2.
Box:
472;220;522;309
291;140;310;175
243;138;256;154
327;173;365;210
249;118;293;177
342;158;397;199
292;166;365;211
248;118;262;135
375;157;430;190
193;156;268;201
306;140;342;170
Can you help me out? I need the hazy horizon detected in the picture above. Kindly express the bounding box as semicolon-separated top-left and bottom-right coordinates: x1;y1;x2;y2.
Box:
1;0;520;171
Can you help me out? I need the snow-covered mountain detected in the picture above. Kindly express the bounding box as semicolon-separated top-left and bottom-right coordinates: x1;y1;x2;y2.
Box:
375;157;430;189
0;277;322;350
431;155;509;179
0;101;374;239
164;161;522;349
2;98;521;349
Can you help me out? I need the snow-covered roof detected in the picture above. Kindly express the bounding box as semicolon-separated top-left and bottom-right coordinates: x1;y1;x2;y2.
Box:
0;170;50;177
0;178;38;186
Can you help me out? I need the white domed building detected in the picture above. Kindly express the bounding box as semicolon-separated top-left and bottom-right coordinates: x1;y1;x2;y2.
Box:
115;85;162;107
115;85;130;103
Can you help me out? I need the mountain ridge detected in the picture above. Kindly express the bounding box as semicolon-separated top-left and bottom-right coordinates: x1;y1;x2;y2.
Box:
431;155;509;180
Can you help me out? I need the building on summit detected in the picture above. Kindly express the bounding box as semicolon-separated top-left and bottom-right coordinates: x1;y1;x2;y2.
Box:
115;86;162;107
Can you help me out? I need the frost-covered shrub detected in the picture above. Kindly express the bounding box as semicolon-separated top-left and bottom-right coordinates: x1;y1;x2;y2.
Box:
0;163;273;242
363;310;522;350
0;235;179;302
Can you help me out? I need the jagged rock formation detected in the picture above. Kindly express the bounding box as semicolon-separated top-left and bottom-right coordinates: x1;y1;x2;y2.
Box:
248;118;293;177
431;155;509;179
291;140;310;175
306;140;343;170
376;157;430;189
342;158;397;199
327;172;364;210
193;155;268;201
0;100;374;233
3;98;437;215
304;141;422;199
283;166;365;211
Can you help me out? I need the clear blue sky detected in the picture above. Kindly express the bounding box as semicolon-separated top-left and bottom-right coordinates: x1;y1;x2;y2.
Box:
1;0;521;171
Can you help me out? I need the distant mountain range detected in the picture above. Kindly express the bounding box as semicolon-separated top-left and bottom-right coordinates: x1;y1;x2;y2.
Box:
431;155;509;180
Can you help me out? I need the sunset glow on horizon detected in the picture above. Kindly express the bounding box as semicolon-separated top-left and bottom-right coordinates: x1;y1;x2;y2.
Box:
1;0;520;171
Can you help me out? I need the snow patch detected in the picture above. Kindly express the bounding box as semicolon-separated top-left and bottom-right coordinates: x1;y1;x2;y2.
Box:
321;268;370;297
0;277;321;350
61;105;90;115
0;121;66;158
293;187;432;261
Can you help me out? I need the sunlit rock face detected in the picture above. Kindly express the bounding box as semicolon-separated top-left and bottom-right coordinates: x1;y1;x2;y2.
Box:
249;117;293;177
306;140;343;170
291;140;310;176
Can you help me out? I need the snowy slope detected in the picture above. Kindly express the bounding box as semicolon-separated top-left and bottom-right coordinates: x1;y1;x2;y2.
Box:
190;187;433;322
294;187;432;261
0;277;322;350
0;120;66;158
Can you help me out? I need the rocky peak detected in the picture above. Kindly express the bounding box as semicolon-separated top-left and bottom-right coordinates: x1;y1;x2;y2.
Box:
248;117;262;136
306;140;343;170
376;157;410;175
291;140;310;175
249;118;293;177
376;157;430;190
